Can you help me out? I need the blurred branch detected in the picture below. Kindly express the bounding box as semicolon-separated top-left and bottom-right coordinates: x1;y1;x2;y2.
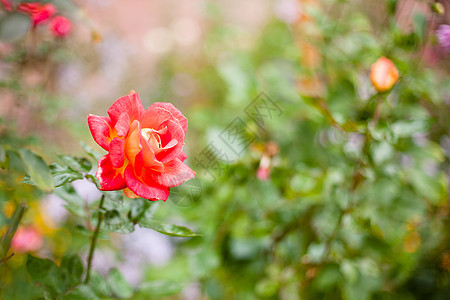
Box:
0;203;26;267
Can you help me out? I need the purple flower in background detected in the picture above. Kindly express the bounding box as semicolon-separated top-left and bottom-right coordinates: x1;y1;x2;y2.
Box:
437;24;450;53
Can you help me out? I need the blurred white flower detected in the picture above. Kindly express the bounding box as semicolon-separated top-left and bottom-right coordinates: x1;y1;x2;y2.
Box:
274;0;301;24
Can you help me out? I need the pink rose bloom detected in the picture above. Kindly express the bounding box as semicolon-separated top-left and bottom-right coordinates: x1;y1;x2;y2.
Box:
88;90;196;201
49;16;72;38
17;2;57;27
11;226;43;253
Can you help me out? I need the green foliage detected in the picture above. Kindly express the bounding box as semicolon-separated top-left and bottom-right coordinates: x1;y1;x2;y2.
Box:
26;254;84;298
139;221;202;237
1;0;449;299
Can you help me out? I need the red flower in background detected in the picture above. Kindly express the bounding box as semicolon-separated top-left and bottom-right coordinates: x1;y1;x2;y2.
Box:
11;226;43;253
18;2;57;27
88;91;196;201
49;15;72;37
1;0;12;11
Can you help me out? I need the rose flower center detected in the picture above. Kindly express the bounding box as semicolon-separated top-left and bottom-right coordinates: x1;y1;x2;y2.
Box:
141;127;168;150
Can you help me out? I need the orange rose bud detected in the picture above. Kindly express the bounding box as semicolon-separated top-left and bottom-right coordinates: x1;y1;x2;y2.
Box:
370;57;399;92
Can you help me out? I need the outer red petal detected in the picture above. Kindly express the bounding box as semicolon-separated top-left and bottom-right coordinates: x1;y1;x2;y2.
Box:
124;165;170;201
140;106;174;130
109;137;125;168
96;155;127;191
150;102;188;135
88;114;112;151
148;158;196;188
107;91;144;126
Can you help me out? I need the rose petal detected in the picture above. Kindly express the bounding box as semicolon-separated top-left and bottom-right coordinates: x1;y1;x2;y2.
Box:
115;112;130;137
96;155;127;191
123;187;140;199
124;165;170;201
140;135;165;171
150;102;188;134
177;151;188;162
109;137;125;168
125;120;142;165
140;107;173;130
148;158;196;188
107;90;144;125
156;119;185;163
88;114;112;151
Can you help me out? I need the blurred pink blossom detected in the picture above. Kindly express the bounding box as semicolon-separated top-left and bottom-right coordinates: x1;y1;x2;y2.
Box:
257;155;271;181
437;24;450;53
50;16;72;38
1;0;12;11
17;2;57;27
11;226;43;253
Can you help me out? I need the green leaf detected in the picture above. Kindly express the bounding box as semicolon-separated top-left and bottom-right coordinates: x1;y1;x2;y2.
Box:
66;285;99;300
102;190;124;205
51;167;84;187
138;280;183;297
58;155;92;173
26;255;64;293
18;149;54;191
85;174;100;189
128;198;151;222
60;255;84;288
138;221;201;237
81;142;103;161
0;13;30;42
54;185;86;218
107;268;133;299
103;210;135;234
24;163;84;190
88;272;113;297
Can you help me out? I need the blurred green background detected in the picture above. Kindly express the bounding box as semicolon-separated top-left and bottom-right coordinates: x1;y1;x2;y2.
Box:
0;0;449;299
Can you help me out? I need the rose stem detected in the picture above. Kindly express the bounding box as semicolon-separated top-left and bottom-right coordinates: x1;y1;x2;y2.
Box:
370;95;384;129
84;194;105;284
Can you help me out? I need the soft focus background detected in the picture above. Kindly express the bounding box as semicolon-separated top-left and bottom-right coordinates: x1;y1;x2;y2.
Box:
1;0;449;299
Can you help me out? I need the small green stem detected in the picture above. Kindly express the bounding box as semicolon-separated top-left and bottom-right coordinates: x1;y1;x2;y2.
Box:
84;195;105;284
370;95;384;129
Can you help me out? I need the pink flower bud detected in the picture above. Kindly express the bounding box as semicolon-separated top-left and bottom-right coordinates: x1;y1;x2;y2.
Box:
49;16;72;38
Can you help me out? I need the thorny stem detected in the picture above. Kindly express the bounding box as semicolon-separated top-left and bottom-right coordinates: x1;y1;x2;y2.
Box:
84;195;105;284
